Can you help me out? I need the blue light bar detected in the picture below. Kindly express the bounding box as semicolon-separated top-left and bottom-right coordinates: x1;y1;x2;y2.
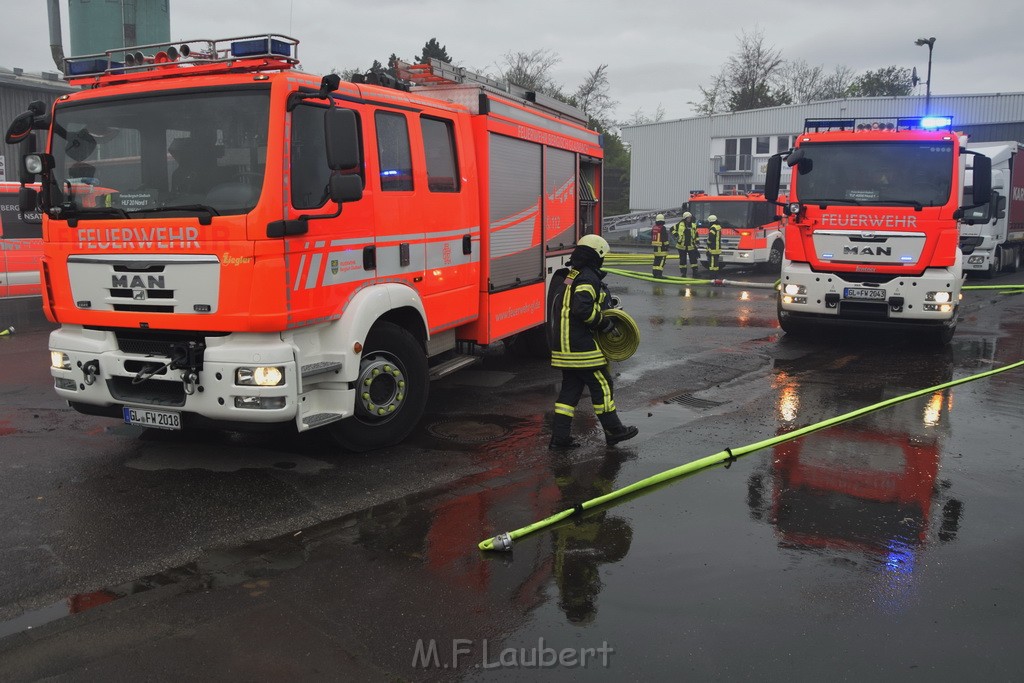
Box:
231;38;291;58
920;116;953;129
67;58;122;76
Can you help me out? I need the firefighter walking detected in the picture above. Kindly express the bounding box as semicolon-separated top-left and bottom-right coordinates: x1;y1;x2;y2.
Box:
651;214;669;278
705;214;723;274
673;211;700;277
549;234;639;449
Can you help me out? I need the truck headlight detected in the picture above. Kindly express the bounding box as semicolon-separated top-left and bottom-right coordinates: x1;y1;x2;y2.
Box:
236;366;285;386
51;351;71;370
926;291;952;304
783;284;806;295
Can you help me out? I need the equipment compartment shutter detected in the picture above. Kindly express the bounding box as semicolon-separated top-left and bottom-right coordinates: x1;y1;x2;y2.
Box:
544;147;576;252
488;133;542;290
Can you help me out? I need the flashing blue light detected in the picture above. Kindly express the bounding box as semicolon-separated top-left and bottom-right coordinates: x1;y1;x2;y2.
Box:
380;170;399;177
901;255;914;262
67;59;121;76
920;116;953;129
822;253;834;259
230;38;291;58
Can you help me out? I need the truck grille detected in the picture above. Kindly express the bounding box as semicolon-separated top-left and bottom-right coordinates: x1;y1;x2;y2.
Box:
107;376;186;406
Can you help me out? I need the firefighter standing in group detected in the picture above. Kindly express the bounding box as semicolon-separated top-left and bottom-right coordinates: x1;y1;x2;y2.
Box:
673;211;700;277
549;234;639;449
651;214;669;279
705;214;723;274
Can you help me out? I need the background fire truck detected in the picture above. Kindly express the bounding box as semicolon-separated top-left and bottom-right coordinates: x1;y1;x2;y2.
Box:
5;35;604;450
685;192;786;272
765;117;992;345
0;181;43;298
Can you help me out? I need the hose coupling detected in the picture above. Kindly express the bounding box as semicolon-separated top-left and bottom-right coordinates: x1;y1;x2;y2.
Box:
491;532;513;552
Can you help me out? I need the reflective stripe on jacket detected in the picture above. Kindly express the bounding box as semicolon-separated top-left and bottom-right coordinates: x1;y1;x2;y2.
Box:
549;266;610;369
673;221;699;249
707;223;723;254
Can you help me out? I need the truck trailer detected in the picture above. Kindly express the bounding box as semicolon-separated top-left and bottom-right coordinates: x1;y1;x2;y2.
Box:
959;140;1024;277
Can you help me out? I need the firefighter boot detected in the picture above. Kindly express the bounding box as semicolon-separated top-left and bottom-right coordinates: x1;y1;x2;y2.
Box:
598;411;639;446
550;413;579;449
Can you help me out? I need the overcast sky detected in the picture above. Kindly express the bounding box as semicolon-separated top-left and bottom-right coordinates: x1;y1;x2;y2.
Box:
6;1;1023;124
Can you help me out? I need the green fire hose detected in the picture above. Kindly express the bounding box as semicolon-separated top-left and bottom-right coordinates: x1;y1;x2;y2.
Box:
478;357;1024;551
596;309;640;361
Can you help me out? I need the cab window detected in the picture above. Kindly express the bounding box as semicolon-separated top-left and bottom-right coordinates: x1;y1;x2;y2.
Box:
421;116;459;192
375;111;413;191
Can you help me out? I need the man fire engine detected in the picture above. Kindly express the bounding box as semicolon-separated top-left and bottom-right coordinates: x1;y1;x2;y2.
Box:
686;192;786;273
764;117;992;345
5;35;605;450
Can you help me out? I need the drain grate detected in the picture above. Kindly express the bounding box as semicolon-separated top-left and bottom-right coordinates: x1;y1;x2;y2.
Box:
426;419;513;443
664;393;726;409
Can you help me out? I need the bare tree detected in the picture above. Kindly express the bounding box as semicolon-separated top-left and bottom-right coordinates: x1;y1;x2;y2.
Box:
692;26;791;114
496;49;563;97
574;64;617;127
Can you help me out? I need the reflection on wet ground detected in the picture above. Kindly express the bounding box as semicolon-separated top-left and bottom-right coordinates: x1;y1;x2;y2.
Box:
3;278;1024;678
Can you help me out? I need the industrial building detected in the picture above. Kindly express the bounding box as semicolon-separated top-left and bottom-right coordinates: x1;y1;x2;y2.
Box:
621;93;1024;213
0;69;73;182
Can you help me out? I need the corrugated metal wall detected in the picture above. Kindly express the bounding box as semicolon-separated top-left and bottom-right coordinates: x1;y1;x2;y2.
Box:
623;93;1024;212
0;77;74;182
69;0;170;57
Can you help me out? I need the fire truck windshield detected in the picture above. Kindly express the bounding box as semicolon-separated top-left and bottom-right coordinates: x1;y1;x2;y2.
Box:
689;200;755;228
49;88;270;218
794;141;954;208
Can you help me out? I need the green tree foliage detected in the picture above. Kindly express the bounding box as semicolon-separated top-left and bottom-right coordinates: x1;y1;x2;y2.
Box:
415;38;452;65
847;66;914;97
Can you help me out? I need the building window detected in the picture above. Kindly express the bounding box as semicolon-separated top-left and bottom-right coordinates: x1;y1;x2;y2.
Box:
776;135;793;153
756;136;770;154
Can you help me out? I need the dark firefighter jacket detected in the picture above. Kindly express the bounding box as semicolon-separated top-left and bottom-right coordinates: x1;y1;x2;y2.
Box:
673;220;699;250
707;223;723;254
550;264;611;369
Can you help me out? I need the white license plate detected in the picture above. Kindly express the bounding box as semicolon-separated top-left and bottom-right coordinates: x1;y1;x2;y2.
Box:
844;287;886;300
123;406;181;430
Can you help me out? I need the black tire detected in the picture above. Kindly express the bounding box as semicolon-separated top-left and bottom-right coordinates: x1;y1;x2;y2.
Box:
760;240;784;273
1011;246;1021;273
326;321;428;452
506;324;549;358
776;296;807;336
926;321;956;346
982;246;1002;279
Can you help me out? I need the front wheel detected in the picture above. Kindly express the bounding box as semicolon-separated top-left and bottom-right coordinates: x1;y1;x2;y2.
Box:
760;240;784;273
326;321;428;452
776;296;808;337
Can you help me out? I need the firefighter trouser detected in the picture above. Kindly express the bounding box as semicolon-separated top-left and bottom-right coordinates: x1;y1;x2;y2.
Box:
678;248;700;272
553;366;625;439
652;248;668;277
707;250;721;272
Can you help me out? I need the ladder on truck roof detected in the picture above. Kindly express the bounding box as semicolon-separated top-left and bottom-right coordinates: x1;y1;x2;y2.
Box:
393;58;589;126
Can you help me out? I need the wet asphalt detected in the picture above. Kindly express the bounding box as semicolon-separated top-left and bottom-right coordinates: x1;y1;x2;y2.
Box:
1;261;1023;680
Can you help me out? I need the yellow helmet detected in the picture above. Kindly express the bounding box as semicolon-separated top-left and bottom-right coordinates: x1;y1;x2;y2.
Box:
655;213;665;222
578;233;610;258
682;211;693;219
708;214;718;223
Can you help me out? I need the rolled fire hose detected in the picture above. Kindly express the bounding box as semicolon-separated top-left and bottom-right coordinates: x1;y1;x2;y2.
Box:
478;357;1024;551
0;326;14;337
596;308;640;361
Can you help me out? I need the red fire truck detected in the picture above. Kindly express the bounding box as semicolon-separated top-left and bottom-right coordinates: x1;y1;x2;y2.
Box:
5;35;604;450
765;117;992;344
686;192;786;272
0;181;43;298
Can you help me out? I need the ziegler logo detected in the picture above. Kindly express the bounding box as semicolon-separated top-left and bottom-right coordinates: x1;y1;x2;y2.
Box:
112;275;166;289
843;246;891;256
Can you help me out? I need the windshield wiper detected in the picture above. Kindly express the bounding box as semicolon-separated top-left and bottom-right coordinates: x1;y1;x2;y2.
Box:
871;199;924;210
128;204;221;225
64;205;131;227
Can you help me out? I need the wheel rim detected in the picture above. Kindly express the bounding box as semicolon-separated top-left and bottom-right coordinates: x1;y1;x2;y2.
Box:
354;352;407;422
769;244;783;266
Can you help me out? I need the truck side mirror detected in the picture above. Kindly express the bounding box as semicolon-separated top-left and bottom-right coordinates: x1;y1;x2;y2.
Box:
325;107;359;172
329;174;363;204
971;154;991;199
764;154;782;202
18;186;39;214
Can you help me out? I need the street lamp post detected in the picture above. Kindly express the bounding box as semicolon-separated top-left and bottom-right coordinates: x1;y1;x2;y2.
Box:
915;37;936;114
